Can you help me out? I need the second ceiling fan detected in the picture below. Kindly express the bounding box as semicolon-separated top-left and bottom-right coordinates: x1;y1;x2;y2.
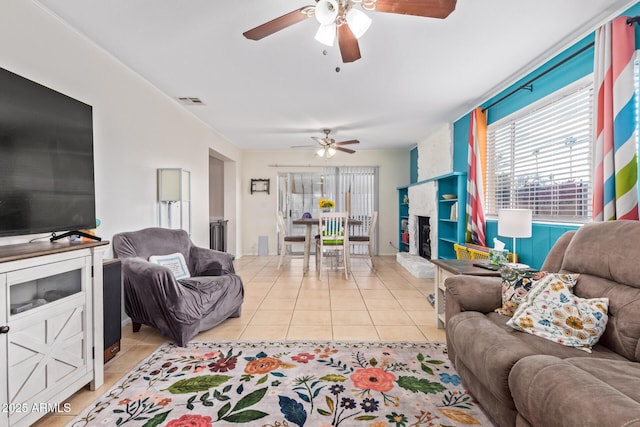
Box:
293;129;360;158
243;0;457;63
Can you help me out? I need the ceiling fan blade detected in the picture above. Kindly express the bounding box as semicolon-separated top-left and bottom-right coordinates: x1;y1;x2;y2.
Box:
372;0;456;19
336;139;360;145
337;24;361;63
243;6;314;40
312;136;328;145
335;146;356;154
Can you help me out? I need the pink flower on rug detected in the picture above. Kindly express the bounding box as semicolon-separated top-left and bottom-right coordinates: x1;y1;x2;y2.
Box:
351;367;396;393
199;351;220;360
165;414;212;427
291;352;315;363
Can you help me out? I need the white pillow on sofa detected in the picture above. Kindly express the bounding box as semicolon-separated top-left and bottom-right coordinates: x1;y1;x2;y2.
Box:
149;252;191;279
507;273;608;353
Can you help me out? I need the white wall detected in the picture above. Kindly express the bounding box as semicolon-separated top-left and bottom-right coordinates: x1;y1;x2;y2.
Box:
416;124;453;181
0;0;243;256
241;149;409;256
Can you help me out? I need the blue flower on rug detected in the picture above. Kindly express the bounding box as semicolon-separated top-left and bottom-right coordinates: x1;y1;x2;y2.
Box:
67;341;495;426
439;372;461;386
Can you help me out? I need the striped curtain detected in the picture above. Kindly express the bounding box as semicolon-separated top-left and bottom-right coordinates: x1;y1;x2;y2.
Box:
593;16;639;221
466;108;487;245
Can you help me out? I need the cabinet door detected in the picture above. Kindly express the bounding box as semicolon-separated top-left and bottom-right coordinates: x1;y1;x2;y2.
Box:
5;257;90;426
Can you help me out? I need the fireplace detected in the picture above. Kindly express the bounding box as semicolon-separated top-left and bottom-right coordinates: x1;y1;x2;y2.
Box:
417;216;431;259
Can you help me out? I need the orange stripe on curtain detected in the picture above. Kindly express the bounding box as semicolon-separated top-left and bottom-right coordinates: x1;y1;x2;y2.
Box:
475;107;488;199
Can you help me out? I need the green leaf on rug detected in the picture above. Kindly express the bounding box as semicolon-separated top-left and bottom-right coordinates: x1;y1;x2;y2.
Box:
222;409;269;423
320;374;346;382
278;396;308;427
397;376;446;394
420;363;434;375
218;402;232;419
232;387;268;412
355;415;378;421
141;410;171;427
167;375;232;394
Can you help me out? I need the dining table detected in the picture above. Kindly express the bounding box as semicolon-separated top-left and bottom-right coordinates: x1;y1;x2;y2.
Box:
292;216;362;273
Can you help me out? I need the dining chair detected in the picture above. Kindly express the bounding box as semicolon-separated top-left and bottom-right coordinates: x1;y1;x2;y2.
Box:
277;212;306;270
315;211;349;279
349;211;378;270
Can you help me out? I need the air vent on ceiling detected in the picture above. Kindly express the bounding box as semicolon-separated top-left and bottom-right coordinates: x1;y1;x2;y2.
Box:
176;97;205;106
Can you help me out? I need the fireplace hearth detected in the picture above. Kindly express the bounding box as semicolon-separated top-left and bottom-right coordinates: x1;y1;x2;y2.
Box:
417;216;431;260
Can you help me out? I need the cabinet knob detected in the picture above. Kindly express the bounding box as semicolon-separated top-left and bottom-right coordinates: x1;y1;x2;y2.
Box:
0;326;9;334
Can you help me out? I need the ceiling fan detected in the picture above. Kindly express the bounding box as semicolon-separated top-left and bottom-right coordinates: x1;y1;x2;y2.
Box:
293;129;360;157
243;0;457;63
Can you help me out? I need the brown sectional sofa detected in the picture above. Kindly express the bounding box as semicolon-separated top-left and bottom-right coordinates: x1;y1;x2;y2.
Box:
445;221;640;427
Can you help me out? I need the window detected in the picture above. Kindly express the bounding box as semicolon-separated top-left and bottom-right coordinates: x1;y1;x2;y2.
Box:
276;167;378;254
486;78;593;221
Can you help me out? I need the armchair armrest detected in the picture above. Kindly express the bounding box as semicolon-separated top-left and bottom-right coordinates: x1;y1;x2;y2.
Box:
121;257;187;326
189;246;235;276
445;275;502;323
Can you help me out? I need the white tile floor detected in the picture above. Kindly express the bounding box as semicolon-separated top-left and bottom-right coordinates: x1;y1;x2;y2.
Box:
35;255;444;426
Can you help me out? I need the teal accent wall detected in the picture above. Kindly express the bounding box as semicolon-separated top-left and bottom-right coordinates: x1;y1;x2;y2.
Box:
410;147;418;184
485;221;579;270
453;117;470;173
451;2;640;266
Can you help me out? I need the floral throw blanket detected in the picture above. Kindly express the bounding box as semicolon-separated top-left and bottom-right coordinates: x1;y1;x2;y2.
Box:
69;341;494;426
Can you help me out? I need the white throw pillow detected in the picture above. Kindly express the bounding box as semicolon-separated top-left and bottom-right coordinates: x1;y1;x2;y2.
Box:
149;252;191;279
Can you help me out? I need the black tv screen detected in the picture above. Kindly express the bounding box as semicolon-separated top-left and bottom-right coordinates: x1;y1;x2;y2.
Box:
0;67;96;238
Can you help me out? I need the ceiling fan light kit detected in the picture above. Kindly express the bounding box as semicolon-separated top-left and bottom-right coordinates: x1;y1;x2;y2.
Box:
345;8;372;38
317;146;337;158
243;0;457;63
315;22;337;46
315;0;339;25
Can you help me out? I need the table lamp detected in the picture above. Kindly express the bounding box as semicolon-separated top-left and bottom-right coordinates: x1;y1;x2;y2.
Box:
498;209;532;263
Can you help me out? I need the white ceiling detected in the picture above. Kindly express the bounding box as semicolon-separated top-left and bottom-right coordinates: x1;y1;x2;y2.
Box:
36;0;637;152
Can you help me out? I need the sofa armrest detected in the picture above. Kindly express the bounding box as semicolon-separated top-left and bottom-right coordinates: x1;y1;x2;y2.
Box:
189;246;235;276
444;275;502;323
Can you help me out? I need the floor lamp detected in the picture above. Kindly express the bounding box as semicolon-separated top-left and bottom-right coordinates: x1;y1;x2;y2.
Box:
498;209;532;263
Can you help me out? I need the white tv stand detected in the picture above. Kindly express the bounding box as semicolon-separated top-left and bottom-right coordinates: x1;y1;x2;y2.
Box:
0;240;108;427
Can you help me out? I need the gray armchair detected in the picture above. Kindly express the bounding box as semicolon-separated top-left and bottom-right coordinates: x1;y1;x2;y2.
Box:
113;227;244;346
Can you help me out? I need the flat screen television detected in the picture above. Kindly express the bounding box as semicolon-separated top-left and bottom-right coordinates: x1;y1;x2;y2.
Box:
0;67;96;238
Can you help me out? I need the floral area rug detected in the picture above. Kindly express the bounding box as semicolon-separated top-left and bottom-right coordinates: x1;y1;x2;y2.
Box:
68;341;494;427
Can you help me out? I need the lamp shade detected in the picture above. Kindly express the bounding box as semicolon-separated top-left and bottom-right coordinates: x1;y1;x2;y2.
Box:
158;168;190;202
498;209;532;238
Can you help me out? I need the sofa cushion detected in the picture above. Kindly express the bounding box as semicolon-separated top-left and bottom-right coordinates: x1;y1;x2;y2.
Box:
447;311;540;408
507;273;609;353
560;221;640;361
509;355;640;427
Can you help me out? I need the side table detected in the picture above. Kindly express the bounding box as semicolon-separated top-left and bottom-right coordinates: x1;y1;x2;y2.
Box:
430;259;501;329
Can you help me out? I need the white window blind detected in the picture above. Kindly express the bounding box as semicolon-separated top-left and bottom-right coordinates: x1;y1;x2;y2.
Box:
486;79;593;221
